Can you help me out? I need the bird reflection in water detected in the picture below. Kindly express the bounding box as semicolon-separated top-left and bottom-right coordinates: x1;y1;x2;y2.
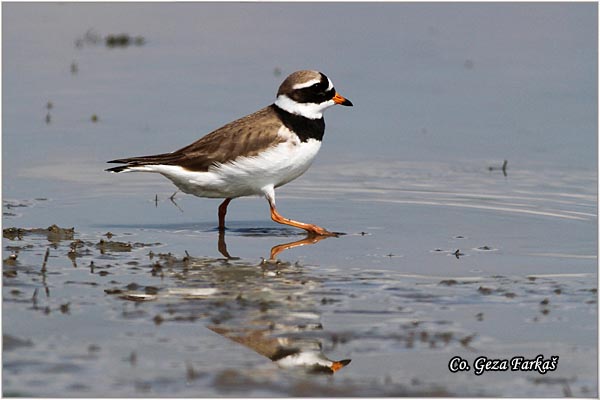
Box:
211;235;350;374
108;229;350;375
209;324;351;374
198;238;352;374
217;229;334;260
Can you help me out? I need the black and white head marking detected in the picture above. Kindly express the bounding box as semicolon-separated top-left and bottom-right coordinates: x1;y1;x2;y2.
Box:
274;71;337;119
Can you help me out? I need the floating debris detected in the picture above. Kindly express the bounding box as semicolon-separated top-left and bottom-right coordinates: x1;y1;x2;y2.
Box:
75;30;145;49
119;293;157;302
3;334;34;351
166;287;219;298
459;334;476;349
127;351;137;366
96;239;132;253
3;270;17;278
88;344;101;353
64;281;99;286
3;225;75;242
4;253;18;266
83;29;101;46
488;160;508;176
439;279;458;286
91;114;98;123
60;303;71;314
105;34;145;48
186;361;202;381
477;286;493;295
96;239;161;254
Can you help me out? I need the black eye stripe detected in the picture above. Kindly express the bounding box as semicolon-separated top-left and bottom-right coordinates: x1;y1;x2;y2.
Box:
290;87;335;104
298;82;331;95
288;73;335;104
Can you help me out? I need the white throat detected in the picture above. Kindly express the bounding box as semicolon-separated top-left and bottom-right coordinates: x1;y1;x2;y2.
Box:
274;95;335;120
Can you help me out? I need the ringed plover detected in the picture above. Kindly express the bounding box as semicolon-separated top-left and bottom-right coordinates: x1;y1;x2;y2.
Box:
106;70;353;235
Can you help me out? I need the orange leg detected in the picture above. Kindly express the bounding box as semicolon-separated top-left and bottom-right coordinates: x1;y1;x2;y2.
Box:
269;202;336;237
218;198;232;231
263;185;337;236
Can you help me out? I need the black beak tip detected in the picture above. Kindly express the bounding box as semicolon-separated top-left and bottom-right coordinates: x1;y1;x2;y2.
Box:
343;98;353;107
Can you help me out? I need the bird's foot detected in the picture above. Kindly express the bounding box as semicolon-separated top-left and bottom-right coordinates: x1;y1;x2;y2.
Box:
305;225;340;237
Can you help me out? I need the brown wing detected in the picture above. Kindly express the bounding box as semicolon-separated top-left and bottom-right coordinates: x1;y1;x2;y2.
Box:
107;105;285;172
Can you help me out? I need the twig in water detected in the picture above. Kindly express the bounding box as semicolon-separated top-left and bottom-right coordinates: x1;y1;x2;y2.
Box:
41;248;50;272
488;160;508;176
32;288;39;308
169;191;184;212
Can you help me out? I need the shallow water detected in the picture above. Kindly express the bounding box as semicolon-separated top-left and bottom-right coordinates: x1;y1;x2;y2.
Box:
3;2;598;397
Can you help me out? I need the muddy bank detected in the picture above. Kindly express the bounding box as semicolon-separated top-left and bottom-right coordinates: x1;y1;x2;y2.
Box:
3;217;597;396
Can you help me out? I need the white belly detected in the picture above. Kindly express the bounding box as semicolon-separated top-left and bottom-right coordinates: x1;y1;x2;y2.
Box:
137;138;322;198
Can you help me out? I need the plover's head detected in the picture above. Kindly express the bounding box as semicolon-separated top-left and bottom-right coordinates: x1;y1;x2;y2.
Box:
275;349;352;374
274;70;353;120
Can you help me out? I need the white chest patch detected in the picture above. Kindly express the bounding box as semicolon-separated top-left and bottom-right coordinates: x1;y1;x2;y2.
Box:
276;351;332;369
134;127;322;199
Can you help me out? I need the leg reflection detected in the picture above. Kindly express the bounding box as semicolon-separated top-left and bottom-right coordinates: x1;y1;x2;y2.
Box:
216;229;334;260
269;235;332;260
217;230;239;260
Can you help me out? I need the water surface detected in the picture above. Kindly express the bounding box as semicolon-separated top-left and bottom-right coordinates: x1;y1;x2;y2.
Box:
3;3;597;397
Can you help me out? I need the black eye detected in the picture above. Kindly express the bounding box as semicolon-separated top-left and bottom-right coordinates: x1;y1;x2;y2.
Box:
309;80;328;93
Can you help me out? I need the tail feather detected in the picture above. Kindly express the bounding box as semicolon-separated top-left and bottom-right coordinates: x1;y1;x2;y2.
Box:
107;152;179;165
106;152;182;173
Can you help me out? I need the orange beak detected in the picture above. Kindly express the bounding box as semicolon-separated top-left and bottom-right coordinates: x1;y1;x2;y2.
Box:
330;359;352;372
333;92;353;106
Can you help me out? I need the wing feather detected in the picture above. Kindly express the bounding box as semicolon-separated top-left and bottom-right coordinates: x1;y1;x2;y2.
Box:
107;105;285;172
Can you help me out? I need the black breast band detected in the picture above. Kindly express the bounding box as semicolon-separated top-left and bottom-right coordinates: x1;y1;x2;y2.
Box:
272;105;325;142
